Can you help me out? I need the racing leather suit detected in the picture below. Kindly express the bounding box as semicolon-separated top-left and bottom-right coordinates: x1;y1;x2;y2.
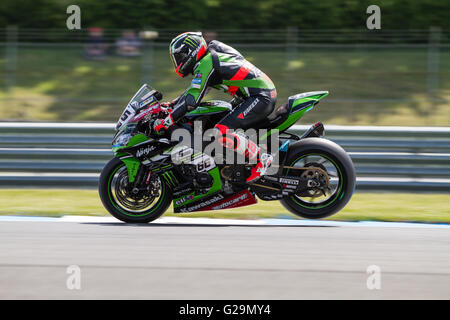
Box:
170;40;277;129
164;40;277;182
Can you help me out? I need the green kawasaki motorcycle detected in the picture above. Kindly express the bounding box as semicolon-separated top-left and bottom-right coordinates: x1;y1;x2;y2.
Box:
99;84;356;223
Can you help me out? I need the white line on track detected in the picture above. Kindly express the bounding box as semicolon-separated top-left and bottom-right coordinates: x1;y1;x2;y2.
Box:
0;215;450;229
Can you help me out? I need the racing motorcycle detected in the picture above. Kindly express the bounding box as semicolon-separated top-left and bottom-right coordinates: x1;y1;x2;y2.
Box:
99;84;356;223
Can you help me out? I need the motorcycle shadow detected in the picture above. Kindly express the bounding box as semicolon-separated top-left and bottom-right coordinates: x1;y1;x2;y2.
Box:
81;222;336;228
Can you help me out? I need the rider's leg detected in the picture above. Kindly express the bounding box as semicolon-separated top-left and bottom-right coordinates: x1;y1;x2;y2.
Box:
214;95;275;183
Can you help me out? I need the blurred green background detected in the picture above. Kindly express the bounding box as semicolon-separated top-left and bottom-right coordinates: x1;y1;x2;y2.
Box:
0;0;449;125
0;0;449;222
1;0;450;30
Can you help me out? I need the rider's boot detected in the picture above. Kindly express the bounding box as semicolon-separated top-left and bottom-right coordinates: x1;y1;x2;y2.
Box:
215;125;274;183
246;152;274;183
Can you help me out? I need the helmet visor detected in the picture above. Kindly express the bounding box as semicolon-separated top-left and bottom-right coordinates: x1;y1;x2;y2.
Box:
170;46;186;66
170;49;178;69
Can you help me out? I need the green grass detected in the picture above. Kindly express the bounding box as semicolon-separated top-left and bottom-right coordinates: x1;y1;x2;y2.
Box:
1;189;449;223
0;45;449;125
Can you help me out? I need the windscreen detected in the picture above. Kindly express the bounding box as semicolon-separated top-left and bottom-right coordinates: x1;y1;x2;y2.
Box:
115;84;158;130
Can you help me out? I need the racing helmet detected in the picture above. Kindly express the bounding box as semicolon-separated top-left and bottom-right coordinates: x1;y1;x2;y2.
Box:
169;32;208;78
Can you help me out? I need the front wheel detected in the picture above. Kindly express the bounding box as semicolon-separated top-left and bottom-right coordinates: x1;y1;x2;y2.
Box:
280;138;356;219
99;157;172;223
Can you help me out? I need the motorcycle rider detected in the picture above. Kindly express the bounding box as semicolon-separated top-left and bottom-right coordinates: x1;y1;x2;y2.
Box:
153;32;277;183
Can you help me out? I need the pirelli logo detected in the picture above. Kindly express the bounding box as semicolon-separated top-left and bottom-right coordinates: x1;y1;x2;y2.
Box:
279;177;299;185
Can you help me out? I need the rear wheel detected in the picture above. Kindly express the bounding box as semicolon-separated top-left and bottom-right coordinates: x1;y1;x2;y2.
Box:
280;138;356;219
99;158;172;223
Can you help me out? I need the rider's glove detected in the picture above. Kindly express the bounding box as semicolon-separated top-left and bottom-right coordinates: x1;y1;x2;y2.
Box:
152;112;174;135
161;99;178;112
161;101;173;109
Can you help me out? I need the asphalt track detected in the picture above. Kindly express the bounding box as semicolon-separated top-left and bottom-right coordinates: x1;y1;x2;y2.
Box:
1;216;450;299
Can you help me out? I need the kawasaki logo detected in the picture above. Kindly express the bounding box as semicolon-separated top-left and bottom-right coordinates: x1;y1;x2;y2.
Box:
179;194;224;212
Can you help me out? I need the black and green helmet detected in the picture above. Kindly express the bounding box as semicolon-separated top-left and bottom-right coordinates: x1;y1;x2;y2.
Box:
169;32;208;78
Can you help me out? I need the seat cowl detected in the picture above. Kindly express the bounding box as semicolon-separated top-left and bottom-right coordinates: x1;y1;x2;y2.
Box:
287;91;329;112
262;91;329;130
289;91;329;101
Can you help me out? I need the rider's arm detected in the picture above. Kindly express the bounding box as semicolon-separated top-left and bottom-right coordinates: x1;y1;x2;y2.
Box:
166;88;188;108
169;53;215;122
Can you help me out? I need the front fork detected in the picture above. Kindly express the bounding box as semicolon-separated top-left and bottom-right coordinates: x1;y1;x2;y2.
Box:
119;154;177;192
118;156;162;198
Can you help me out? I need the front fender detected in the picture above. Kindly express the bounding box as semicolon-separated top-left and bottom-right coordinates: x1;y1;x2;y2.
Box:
117;155;141;183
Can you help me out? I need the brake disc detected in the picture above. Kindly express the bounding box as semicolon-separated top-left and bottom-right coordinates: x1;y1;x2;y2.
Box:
116;168;156;207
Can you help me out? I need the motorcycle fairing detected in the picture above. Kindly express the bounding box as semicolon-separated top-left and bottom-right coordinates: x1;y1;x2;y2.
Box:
174;189;257;213
172;165;223;210
185;100;232;118
261;91;329;140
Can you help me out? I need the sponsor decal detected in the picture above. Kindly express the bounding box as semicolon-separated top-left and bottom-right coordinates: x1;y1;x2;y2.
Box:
191;75;202;88
183;36;199;48
279;177;299;185
136;145;156;158
191;73;203;89
175;194;194;206
173;187;193;197
211;192;248;210
178;194;225;213
242;98;259;117
178;191;258;213
139;96;155;108
206;190;257;211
